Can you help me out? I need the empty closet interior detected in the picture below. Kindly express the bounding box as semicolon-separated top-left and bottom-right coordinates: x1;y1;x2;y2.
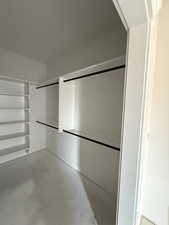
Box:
0;0;127;225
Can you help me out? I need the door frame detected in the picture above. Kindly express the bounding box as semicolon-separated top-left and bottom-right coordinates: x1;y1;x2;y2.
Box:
112;1;162;225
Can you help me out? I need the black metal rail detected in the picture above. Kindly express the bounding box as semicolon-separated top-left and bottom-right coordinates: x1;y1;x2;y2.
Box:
36;81;59;89
36;64;125;89
63;129;120;151
36;121;120;151
63;65;125;83
36;121;58;130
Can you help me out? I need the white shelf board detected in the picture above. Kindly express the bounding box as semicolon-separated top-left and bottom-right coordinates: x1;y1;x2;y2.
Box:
0;132;29;141
0;144;29;156
0;120;28;125
0;108;29;110
0;93;28;97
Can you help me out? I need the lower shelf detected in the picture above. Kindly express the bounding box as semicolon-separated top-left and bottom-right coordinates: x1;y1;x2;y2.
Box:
0;144;29;156
0;132;28;141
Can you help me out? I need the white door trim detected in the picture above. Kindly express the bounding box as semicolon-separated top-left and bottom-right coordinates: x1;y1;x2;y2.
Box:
112;1;162;225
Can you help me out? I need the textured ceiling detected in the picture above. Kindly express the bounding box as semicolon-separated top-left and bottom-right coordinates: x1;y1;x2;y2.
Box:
0;0;124;63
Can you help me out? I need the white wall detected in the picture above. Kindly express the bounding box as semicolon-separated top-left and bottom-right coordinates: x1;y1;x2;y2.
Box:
47;67;124;225
74;68;124;147
44;21;126;225
0;48;47;82
29;85;47;152
46;29;126;79
141;1;169;225
46;85;59;125
46;61;125;221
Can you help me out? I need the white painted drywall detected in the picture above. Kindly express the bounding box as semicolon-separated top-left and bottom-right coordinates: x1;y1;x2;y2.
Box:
141;1;169;225
0;48;47;82
29;84;47;152
47;62;125;211
47;30;126;79
59;80;75;131
46;85;59;125
74;68;124;148
47;130;120;217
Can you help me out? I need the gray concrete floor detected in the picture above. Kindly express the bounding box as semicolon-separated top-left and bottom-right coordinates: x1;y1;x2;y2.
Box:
0;150;115;225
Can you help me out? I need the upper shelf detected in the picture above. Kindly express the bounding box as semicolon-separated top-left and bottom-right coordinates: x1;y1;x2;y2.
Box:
36;56;126;89
62;55;125;82
36;78;59;89
0;93;28;97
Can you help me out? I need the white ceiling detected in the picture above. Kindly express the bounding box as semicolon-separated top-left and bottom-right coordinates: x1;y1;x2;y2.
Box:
0;0;124;64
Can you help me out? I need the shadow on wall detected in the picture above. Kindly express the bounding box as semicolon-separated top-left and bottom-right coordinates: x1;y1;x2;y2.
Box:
74;69;124;225
78;139;119;225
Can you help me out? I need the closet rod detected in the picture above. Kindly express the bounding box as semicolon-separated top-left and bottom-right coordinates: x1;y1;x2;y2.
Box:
63;65;125;83
36;64;125;89
36;121;58;129
36;81;59;89
63;129;120;151
36;121;120;151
